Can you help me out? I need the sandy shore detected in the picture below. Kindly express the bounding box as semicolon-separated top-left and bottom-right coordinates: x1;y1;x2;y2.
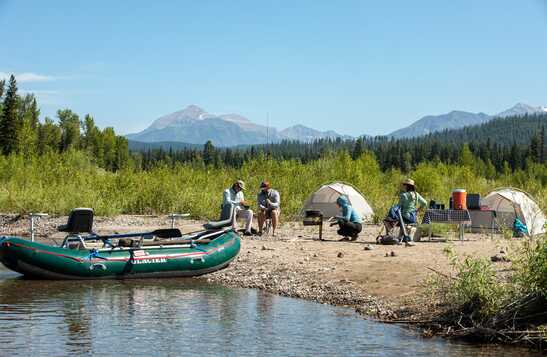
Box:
0;214;514;321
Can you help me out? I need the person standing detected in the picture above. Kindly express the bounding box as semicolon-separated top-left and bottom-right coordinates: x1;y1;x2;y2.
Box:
333;195;362;241
223;180;253;236
257;181;280;236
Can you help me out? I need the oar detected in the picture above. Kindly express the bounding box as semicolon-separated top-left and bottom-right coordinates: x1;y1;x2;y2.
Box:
84;228;182;241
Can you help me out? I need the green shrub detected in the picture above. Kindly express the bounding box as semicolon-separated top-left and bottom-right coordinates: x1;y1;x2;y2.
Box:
512;236;547;298
0;151;543;219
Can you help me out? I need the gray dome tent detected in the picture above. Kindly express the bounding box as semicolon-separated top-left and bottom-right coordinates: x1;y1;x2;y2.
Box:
301;182;374;221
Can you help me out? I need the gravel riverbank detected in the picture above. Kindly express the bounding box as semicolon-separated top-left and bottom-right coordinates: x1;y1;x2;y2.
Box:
1;213;513;324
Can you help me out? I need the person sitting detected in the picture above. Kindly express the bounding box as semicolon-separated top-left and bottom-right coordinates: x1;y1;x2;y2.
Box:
384;178;427;237
332;195;362;241
257;181;280;236
223;180;253;236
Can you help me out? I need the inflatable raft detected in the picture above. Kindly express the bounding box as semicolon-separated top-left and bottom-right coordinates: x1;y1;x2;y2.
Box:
0;208;240;280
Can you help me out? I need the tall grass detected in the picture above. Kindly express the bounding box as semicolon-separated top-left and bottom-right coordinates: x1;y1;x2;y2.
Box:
0;150;544;218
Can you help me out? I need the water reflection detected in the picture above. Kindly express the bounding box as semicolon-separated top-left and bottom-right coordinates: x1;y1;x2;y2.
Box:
0;271;540;357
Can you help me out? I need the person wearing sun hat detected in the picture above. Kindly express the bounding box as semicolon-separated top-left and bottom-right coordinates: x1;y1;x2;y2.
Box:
257;180;281;236
398;178;427;223
222;180;254;236
383;178;427;237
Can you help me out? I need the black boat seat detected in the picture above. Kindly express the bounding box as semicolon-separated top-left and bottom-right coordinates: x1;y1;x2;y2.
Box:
58;208;94;234
203;204;235;230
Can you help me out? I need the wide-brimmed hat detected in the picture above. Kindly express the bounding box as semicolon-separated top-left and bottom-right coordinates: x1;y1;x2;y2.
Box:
402;178;415;187
260;181;270;189
235;180;246;190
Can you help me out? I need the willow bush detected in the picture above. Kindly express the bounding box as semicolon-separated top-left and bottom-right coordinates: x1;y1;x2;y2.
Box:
0;151;544;218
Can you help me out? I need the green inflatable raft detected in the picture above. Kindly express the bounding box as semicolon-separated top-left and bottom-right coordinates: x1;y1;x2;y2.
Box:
0;208;241;280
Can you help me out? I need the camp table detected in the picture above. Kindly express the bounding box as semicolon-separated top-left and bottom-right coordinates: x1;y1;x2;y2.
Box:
422;209;472;241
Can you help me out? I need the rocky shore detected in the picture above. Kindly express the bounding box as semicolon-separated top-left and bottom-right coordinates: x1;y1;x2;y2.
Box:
1;213;511;324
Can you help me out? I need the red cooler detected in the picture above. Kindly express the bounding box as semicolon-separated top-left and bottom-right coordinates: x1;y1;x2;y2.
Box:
452;189;467;210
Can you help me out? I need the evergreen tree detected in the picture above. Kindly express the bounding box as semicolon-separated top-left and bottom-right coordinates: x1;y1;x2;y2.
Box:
0;75;19;154
29;96;40;129
540;126;545;164
203;140;215;166
0;79;5;115
529;133;540;163
351;137;364;160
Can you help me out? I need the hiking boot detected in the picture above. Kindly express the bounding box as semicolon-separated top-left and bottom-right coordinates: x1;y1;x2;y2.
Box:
405;241;416;247
243;231;253;236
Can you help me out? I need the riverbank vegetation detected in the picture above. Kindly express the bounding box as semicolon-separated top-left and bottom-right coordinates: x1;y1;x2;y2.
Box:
426;237;546;348
0;149;544;218
0;74;545;217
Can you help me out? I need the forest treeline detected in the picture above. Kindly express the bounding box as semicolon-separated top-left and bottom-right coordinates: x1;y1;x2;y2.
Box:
136;115;546;176
1;73;545;179
0;75;129;171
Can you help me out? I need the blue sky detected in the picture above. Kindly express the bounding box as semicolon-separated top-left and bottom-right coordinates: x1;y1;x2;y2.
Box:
1;0;546;136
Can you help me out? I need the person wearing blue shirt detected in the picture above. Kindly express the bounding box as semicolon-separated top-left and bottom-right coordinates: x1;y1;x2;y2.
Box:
333;195;363;241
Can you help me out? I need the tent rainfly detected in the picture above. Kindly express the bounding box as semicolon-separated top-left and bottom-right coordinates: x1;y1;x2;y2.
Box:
481;188;545;236
301;182;374;221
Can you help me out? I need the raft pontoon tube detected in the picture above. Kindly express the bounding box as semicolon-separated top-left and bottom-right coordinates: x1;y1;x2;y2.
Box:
0;208;240;279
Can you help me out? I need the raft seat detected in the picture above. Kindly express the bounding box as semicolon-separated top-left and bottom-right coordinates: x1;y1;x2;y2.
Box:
203;205;235;230
58;208;94;234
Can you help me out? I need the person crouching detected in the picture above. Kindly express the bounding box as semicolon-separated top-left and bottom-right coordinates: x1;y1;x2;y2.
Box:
333;195;362;241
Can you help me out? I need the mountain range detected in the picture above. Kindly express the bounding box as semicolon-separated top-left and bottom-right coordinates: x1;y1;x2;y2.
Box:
127;103;547;147
126;105;351;147
388;103;547;138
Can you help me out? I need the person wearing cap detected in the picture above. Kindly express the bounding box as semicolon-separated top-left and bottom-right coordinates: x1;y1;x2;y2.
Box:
223;180;254;236
332;195;363;241
257;181;281;236
384;178;427;235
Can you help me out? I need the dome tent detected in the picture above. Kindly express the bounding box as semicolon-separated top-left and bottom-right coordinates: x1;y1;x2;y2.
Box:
481;187;545;236
301;182;374;221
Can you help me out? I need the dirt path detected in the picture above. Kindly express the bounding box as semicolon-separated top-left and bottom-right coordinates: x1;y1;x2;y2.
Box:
0;214;514;319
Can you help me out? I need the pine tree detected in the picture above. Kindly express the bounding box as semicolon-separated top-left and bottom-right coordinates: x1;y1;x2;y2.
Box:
540;126;545;164
29;97;40;129
529;133;540;163
351;137;364;160
0;75;19;154
203;140;215;167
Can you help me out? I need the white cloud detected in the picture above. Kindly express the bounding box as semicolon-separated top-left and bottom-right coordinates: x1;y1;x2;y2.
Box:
0;72;56;83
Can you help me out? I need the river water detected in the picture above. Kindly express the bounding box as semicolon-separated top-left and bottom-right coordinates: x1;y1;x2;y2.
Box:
0;269;539;356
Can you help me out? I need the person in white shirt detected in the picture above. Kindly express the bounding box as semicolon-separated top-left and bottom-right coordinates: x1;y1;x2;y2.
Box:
222;180;253;236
